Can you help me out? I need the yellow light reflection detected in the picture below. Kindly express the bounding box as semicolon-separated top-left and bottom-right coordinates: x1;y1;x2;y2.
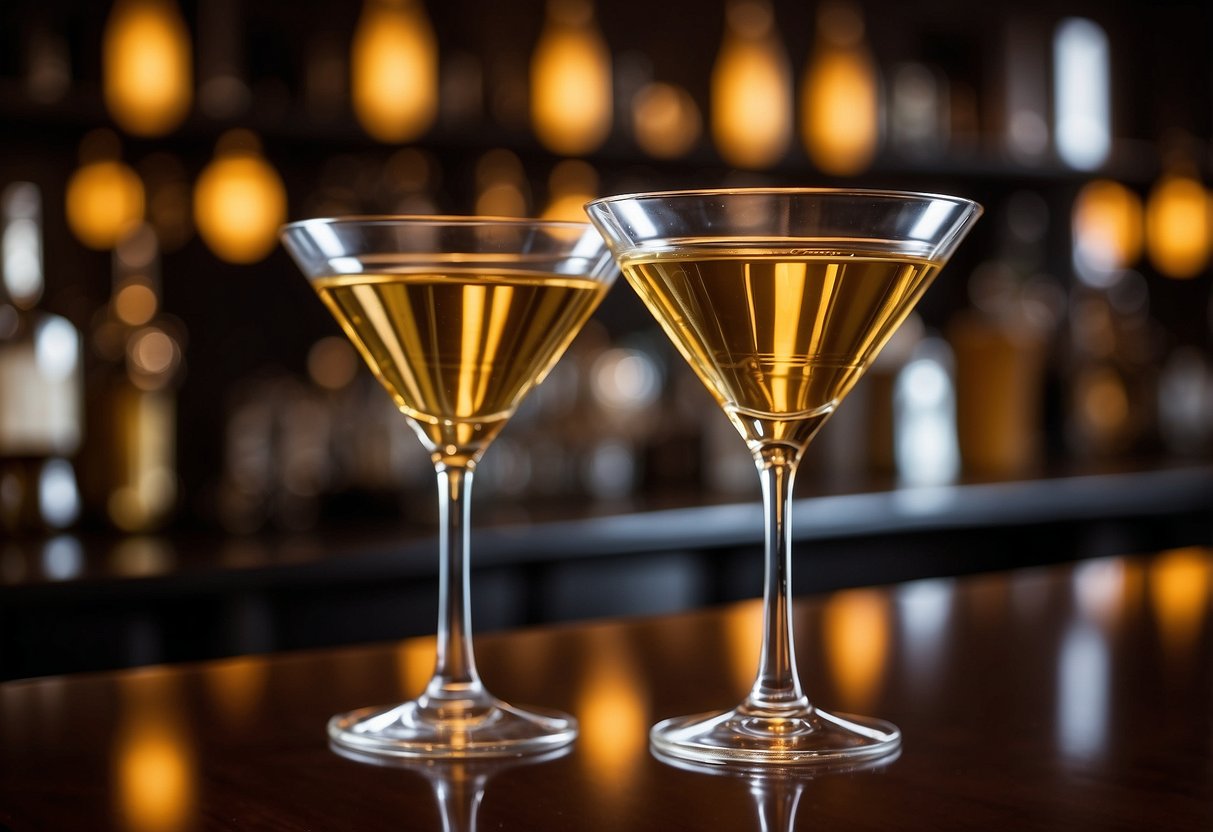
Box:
1145;172;1210;279
66;133;145;251
530;0;612;156
541;160;599;221
204;655;268;729
724;599;764;694
351;0;439;143
396;636;437;697
194;130;287;264
800;1;879;176
711;0;793;169
576;630;647;798
1073;180;1143;273
114;673;196;832
823;589;889;711
103;0;192;136
1149;547;1211;659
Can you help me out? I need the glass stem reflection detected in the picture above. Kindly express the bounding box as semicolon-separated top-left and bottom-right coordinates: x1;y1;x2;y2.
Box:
747;445;809;713
424;463;487;711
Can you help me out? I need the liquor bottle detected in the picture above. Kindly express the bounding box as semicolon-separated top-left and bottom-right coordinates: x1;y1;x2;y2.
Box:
81;223;182;532
0;182;83;532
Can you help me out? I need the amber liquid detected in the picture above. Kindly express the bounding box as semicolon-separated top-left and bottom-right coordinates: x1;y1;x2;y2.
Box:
314;269;607;463
620;246;941;451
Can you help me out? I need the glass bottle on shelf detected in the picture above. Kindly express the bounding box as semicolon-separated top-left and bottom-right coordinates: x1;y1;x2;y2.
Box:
81;223;183;532
0;182;84;533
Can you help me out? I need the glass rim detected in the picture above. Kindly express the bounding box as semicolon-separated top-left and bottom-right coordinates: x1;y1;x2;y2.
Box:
280;214;597;235
585;186;982;212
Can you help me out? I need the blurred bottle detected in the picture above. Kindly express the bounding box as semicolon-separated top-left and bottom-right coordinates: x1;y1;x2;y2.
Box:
948;193;1061;478
1063;277;1159;460
0;183;83;533
81;223;183;532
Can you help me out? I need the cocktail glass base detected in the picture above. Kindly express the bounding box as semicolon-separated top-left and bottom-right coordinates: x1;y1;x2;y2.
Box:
328;699;578;759
650;705;900;766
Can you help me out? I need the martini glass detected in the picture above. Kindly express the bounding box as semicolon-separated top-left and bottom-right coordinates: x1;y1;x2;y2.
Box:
586;188;980;766
281;216;616;758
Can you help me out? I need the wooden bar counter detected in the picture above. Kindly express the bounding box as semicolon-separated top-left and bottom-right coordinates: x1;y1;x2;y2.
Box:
2;547;1211;830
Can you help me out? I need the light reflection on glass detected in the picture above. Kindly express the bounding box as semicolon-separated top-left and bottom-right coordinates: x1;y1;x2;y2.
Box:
576;630;648;798
823;588;890;711
724;600;764;695
113;672;197;832
896;578;954;691
396;636;438;698
204;655;268;729
1056;620;1110;760
1149;547;1211;660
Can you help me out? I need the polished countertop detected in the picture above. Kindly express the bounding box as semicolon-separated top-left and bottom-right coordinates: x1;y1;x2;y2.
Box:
2;547;1211;830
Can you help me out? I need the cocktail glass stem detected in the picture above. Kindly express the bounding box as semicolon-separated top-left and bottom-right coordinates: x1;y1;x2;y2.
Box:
422;463;489;713
746;445;809;714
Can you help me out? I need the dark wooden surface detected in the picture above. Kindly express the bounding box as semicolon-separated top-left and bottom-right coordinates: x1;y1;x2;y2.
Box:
2;547;1211;830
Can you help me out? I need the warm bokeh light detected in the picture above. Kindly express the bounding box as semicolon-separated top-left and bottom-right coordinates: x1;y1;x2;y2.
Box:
114;674;195;832
204;656;268;729
194;131;287;264
800;1;879;176
575;630;647;798
1145;172;1210;279
632;82;702;159
724;600;763;693
115;284;158;327
105;382;177;532
541;160;599;221
1073;180;1143;275
1149;547;1211;659
475;149;530;217
65;137;145;251
710;0;792;169
308;336;360;391
823;588;890;710
102;0;193;136
396;636;437;696
351;0;439;142
530;0;612;156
